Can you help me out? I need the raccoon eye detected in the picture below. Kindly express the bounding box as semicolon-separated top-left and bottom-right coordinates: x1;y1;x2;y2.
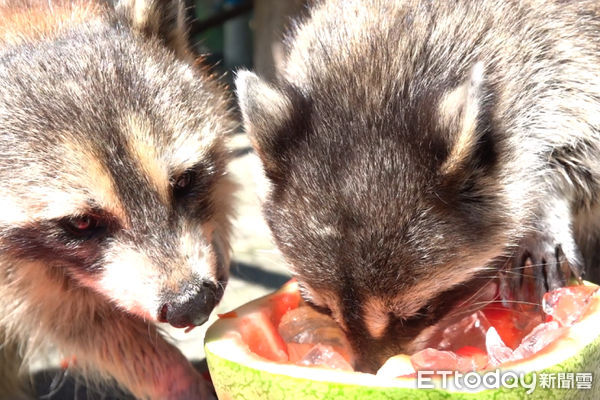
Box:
172;170;194;196
61;215;105;238
71;215;94;230
404;304;433;323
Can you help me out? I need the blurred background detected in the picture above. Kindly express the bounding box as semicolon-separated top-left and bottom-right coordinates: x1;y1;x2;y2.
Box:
33;1;307;398
186;0;305;82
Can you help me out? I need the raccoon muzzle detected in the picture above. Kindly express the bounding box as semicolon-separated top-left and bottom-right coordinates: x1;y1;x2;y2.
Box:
158;278;222;328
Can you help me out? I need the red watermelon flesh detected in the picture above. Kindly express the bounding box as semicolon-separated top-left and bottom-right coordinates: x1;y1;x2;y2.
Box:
409;284;598;373
232;281;597;374
238;311;289;362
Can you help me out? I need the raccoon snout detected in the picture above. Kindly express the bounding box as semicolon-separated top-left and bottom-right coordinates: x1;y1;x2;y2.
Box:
353;349;392;374
158;279;222;328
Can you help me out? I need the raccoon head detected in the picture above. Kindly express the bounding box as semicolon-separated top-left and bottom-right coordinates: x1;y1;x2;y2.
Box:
236;64;519;372
0;0;235;329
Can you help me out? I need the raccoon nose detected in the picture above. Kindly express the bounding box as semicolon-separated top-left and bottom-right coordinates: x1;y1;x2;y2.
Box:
158;280;221;328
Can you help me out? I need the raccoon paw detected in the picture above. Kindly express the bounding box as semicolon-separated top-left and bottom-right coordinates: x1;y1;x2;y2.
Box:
501;231;584;305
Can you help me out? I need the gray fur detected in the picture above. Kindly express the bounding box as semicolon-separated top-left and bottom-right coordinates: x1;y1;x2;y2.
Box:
0;0;234;397
238;0;600;372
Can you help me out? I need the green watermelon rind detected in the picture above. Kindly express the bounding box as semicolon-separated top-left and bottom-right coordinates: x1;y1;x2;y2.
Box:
206;332;599;400
205;283;600;400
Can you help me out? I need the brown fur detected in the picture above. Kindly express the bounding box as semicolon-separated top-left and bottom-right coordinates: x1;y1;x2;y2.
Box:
238;0;600;372
0;0;235;397
0;1;105;45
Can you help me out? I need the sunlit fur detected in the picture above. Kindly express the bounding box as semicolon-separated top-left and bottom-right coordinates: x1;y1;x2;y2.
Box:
238;0;600;372
0;0;235;398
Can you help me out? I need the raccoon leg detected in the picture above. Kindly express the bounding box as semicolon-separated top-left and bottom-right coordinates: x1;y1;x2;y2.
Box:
54;309;211;400
503;197;583;304
0;260;211;399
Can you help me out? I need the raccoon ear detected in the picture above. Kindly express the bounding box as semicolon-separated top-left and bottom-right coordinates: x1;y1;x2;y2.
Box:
439;62;488;175
115;0;189;59
235;70;293;177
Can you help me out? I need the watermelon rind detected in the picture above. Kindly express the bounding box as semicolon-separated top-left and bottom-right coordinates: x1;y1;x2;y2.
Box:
205;283;600;400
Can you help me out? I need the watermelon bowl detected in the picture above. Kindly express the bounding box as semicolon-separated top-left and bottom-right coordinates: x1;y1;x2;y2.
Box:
204;280;600;399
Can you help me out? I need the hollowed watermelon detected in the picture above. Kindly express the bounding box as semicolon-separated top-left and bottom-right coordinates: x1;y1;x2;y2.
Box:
205;280;600;399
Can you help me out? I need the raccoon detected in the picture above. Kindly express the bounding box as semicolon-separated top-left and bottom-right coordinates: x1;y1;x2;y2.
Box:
236;0;600;373
0;0;235;398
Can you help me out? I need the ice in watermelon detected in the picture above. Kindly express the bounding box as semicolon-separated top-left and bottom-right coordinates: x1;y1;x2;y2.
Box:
409;284;598;373
216;281;598;376
205;280;600;400
485;320;567;365
511;321;566;360
479;302;542;349
296;344;354;371
436;311;490;352
278;305;354;366
485;326;514;366
542;285;599;326
409;347;488;373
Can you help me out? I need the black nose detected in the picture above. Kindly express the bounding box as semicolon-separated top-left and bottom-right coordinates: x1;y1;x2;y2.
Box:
158;279;222;328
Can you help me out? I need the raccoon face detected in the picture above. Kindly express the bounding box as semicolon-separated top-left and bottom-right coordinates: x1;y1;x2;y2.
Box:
0;0;234;328
236;64;516;371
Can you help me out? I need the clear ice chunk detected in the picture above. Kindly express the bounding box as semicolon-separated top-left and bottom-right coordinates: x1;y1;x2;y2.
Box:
296;344;354;371
485;326;514;366
542;286;599;327
278;306;354;365
511;321;566;361
437;311;490;352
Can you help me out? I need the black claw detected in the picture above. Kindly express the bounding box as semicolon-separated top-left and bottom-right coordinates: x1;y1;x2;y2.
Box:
501;235;583;309
543;251;561;291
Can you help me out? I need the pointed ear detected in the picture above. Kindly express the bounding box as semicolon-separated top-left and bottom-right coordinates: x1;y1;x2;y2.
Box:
115;0;189;59
439;62;488;175
235;70;293;178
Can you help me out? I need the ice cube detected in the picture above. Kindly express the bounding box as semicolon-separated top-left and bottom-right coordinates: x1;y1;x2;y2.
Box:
485;327;514;366
482;302;542;349
455;347;489;371
278;306;354;365
286;342;315;363
296;344;354;371
410;348;461;371
437;311;490;352
542;286;599;327
511;321;566;361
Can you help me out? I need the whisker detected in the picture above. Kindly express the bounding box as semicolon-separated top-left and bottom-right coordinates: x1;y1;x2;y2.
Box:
456;279;497;309
39;368;68;399
475;299;540;307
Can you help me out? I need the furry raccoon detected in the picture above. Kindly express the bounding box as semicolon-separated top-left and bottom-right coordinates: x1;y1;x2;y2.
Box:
236;0;600;373
0;0;235;398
